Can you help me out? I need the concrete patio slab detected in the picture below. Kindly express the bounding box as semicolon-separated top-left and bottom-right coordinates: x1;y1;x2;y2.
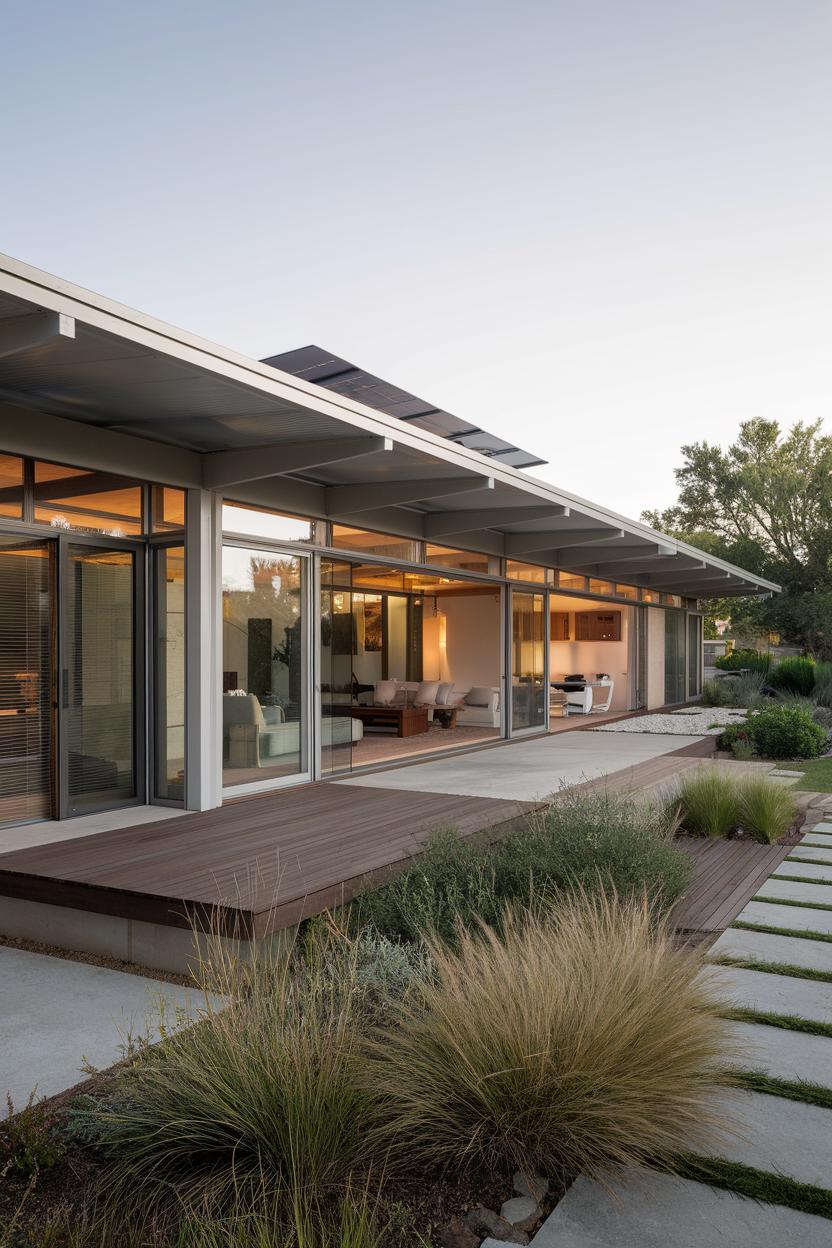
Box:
0;805;185;855
773;861;832;882
719;1090;832;1187
728;1019;832;1086
529;1169;832;1248
757;878;832;906
812;822;832;833
336;730;703;802
801;838;832;849
712;964;832;1025
713;926;832;973
1;945;211;1105
735;900;832;935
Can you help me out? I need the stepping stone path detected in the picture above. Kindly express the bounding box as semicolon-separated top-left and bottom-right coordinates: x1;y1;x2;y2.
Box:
519;819;832;1247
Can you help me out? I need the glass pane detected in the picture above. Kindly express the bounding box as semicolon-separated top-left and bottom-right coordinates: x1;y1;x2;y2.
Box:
65;546;136;812
155;547;186;801
222;503;316;543
222;546;307;786
331;525;420;562
589;578;614;596
511;590;546;731
506;560;551;584
0;454;24;518
664;609;687;704
558;572;586;591
0;538;53;825
425;544;500;575
688;614;702;698
152;486;186;533
35;461;143;536
641;589;659;603
615;583;638;599
320;559;354;775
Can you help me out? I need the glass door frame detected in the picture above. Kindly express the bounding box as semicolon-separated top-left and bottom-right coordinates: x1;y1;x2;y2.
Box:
507;586;550;737
57;532;146;819
220;537;314;798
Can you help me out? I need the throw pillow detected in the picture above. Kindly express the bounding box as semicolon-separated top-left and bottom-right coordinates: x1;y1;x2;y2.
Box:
435;681;454;705
414;680;440;705
374;680;398;706
465;685;493;707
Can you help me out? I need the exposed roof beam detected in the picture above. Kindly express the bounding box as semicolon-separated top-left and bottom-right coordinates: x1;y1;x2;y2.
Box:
573;556;700;577
505;528;623;556
634;569;733;588
202;435;393;490
423;506;568;538
0;311;75;359
554;543;673;566
325;476;494;515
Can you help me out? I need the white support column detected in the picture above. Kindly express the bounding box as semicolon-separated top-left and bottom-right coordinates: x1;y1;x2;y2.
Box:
185;489;223;810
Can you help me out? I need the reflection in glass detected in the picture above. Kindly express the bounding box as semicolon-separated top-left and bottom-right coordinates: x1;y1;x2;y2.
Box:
511;590;546;731
65;547;136;812
0;455;24;519
35;461;143;535
152;487;186;533
155;547;185;801
320;559;355;775
222;504;315;543
222;546;307;787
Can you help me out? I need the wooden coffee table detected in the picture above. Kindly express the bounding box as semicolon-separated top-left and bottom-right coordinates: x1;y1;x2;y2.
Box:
349;704;429;738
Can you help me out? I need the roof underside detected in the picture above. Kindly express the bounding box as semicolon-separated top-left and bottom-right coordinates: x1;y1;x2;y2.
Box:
0;255;778;599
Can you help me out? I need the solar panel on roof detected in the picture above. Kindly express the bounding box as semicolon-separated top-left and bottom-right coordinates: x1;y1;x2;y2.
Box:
262;345;547;469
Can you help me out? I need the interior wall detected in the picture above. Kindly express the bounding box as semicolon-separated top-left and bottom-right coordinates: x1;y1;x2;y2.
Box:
428;590;501;691
549;594;631;712
646;607;666;708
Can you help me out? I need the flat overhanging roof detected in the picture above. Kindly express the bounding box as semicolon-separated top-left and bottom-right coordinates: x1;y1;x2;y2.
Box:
0;253;779;599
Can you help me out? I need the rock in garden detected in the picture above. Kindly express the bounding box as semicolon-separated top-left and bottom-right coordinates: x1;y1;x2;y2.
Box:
500;1195;541;1233
464;1205;530;1244
436;1216;479;1248
512;1169;549;1203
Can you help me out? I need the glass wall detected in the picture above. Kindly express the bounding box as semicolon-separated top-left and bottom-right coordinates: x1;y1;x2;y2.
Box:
154;547;186;801
63;545;137;814
687;614;703;699
221;545;308;788
511;590;546;731
320;559;355;776
664;609;687;704
35;462;143;536
0;538;53;825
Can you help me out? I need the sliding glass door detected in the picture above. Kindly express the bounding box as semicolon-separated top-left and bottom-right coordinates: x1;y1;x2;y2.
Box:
221;544;310;792
319;558;354;775
0;537;54;826
510;589;547;733
60;543;142;816
664;609;687;705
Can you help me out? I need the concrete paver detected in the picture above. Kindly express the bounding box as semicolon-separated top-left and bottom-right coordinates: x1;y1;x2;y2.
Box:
712;963;832;1025
772;861;832;882
712;925;832;973
735;900;832;934
529;1169;832;1247
719;1090;832;1187
1;945;211;1105
757;878;832;906
727;1019;832;1086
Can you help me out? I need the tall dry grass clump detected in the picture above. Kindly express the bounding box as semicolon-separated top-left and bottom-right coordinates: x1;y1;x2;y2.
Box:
91;927;372;1230
363;893;739;1182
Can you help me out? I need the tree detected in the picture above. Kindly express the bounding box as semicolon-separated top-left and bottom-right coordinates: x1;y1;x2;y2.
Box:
642;419;832;657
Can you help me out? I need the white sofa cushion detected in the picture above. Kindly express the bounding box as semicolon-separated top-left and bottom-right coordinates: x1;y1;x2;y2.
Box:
435;681;455;705
374;680;398;705
465;685;495;708
414;680;440;706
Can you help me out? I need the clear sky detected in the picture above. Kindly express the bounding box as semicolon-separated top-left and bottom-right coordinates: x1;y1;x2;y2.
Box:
3;1;831;518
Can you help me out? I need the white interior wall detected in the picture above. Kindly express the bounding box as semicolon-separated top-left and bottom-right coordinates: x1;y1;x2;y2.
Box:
646;607;667;708
549;595;631;712
429;590;502;691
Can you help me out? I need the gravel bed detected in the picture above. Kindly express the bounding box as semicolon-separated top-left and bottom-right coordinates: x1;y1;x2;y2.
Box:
592;707;747;736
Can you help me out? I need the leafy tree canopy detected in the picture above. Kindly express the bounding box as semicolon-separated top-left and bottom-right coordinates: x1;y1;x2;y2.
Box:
642;419;832;657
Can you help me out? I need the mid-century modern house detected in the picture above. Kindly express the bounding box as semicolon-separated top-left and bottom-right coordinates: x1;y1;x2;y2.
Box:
0;254;779;966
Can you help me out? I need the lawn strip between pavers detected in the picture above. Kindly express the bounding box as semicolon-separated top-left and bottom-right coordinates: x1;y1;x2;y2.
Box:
732;919;832;943
711;954;832;983
667;1156;832;1221
773;873;832;887
733;1070;832;1110
753;894;832;913
789;855;832;866
722;1006;832;1039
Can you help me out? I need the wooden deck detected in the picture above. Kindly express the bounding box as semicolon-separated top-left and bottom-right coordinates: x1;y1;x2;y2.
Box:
671;836;796;937
0;784;536;938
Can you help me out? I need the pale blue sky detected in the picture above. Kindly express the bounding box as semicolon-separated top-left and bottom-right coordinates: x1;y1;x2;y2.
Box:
3;1;831;515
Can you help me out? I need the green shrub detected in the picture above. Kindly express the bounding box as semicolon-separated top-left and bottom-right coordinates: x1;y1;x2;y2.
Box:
354;793;691;943
1;1091;65;1179
363;894;738;1181
737;776;797;844
716;722;749;752
731;739;757;761
700;678;734;707
813;662;832;708
812;705;832;731
727;672;768;708
673;769;739;838
715;649;771;674
745;703;828;760
768;656;816;696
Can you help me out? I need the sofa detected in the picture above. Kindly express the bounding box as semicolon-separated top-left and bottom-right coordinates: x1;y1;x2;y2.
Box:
356;680;502;729
223;694;363;769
